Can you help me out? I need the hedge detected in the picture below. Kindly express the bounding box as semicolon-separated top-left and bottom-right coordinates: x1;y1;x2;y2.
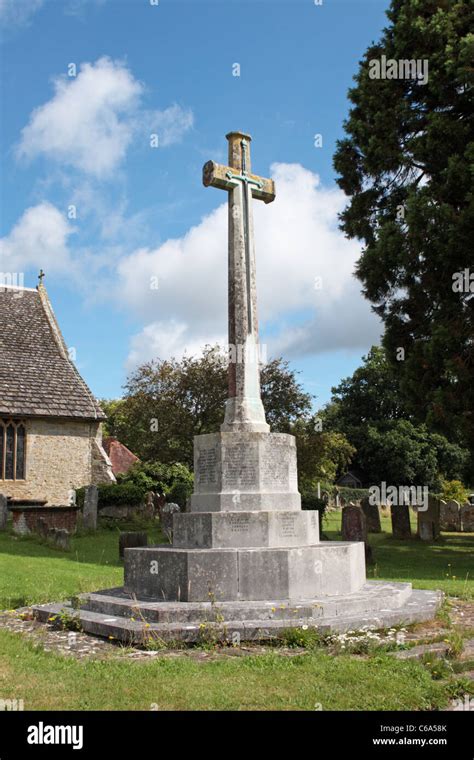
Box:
75;483;146;508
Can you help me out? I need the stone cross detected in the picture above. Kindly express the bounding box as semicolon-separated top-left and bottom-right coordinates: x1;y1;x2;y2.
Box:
203;131;275;433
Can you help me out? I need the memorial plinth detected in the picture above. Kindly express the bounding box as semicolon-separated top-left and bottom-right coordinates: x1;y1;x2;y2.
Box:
123;424;368;602
190;431;300;511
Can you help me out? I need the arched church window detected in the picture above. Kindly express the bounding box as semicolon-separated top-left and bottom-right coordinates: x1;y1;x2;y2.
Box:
0;419;26;480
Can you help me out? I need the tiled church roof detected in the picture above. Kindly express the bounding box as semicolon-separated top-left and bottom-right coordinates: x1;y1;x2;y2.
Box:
0;285;106;420
103;437;139;476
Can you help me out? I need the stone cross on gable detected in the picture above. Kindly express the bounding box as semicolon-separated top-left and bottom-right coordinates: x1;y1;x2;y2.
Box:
203;132;275;433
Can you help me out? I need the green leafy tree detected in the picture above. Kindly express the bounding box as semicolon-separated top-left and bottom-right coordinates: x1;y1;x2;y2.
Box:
440;479;469;503
333;0;474;472
323;347;469;487
292;417;355;491
321;346;407;430
356;419;468;489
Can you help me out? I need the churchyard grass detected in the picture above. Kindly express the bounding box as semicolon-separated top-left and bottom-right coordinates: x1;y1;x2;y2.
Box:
0;521;163;609
0;627;452;711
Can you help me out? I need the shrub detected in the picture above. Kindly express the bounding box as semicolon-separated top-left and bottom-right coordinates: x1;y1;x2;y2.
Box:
301;493;326;513
76;483;146;508
440;479;469;505
117;461;194;509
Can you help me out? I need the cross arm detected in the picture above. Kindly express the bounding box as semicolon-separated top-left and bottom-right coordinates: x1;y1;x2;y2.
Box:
202;160;275;204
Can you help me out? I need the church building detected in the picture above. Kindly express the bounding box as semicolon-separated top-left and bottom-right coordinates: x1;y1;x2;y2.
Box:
0;278;114;505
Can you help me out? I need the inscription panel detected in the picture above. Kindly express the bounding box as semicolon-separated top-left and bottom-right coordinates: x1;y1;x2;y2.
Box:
260;443;289;490
277;513;297;538
223;443;259;490
197;447;218;487
229;514;251;534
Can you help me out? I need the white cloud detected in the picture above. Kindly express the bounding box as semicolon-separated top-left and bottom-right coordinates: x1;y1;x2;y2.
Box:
117;163;382;367
126;320;224;371
149;104;195;147
0;0;44;26
0;202;74;274
16;57;193;178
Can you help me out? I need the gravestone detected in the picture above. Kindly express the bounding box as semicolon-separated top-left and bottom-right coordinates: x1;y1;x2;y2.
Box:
83;485;98;531
50;528;70;551
417;494;440;542
37;517;49;539
361;496;382;533
143;492;155;520
342;504;373;563
119;531;148;560
159;503;180;542
461;503;474;532
342;504;366;542
440;500;461;532
391;504;412;539
0;494;7;530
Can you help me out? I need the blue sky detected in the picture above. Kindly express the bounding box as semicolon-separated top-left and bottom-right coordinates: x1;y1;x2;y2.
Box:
0;0;390;410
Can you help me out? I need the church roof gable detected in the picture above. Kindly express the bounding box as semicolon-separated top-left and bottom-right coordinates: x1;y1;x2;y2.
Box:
0;286;105;421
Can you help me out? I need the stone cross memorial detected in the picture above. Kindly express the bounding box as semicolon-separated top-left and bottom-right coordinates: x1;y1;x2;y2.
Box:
33;132;443;642
203;132;274;433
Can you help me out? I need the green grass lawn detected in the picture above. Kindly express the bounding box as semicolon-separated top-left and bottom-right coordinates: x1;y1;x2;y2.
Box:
0;628;451;711
0;522;164;609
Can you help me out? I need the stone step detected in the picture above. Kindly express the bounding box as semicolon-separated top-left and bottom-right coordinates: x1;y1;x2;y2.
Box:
31;585;441;645
32;588;441;644
78;581;413;624
172;509;319;549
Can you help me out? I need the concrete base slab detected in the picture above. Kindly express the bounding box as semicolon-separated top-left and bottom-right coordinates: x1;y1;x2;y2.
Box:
31;582;442;645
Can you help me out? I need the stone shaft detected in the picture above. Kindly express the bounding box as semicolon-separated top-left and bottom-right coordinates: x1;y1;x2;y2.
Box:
203;131;275;433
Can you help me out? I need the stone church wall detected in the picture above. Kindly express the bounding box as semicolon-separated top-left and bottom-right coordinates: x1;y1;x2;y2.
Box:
1;418;115;506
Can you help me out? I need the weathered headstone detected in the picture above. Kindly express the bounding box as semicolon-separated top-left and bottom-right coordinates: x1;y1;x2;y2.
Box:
37;516;49;539
119;531;148;559
461;502;474;532
417;494;440;541
440;499;461;532
342;504;373;563
0;494;7;531
361;496;382;533
83;485;98;531
342;504;366;542
159;502;180;542
50;528;70;551
391;504;412;539
143;492;155;520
